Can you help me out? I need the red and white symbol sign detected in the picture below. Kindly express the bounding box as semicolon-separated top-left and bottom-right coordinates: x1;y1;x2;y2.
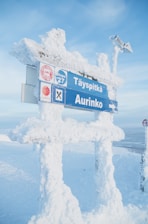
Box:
142;119;148;127
40;63;53;82
42;85;50;96
40;82;51;102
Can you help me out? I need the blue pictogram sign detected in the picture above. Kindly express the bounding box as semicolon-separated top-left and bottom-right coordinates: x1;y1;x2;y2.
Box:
52;85;65;104
55;69;67;86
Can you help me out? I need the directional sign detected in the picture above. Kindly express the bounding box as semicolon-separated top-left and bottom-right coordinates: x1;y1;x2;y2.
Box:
65;88;117;112
37;63;118;113
67;71;108;98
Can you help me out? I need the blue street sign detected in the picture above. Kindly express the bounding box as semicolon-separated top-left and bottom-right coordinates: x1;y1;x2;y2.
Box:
67;71;108;99
38;64;117;113
38;63;109;99
39;83;117;113
65;88;117;112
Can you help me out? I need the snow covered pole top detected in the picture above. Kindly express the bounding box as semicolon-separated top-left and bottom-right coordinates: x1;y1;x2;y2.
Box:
11;28;123;87
110;35;133;53
110;35;133;75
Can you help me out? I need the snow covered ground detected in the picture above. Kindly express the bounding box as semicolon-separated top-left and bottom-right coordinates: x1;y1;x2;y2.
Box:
0;115;148;224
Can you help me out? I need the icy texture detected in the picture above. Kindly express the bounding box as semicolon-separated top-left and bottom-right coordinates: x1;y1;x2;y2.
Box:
10;113;124;144
28;142;84;224
9;28;147;224
11;28;122;89
10;103;126;224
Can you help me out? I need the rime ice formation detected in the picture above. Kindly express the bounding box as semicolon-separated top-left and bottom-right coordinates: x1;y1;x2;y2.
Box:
11;28;122;88
10;28;134;224
11;104;125;224
28;142;84;224
10;112;124;145
112;45;122;75
143;126;148;192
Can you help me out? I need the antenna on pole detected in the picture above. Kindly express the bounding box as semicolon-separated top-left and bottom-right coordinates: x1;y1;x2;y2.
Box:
110;35;133;75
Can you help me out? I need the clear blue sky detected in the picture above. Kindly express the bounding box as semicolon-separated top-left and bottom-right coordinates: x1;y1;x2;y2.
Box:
0;0;147;127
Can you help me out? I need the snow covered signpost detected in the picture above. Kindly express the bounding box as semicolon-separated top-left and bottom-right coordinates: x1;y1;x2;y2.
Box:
10;29;132;224
140;119;148;192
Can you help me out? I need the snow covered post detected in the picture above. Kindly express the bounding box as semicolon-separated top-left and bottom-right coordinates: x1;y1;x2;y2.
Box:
94;112;123;208
93;46;126;209
112;45;121;75
10;28;87;224
140;119;148;192
92;35;133;207
110;35;133;75
37;102;64;200
28;103;84;224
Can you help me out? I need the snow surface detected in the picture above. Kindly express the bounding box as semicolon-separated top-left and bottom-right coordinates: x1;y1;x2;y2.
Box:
0;132;148;224
3;28;147;223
